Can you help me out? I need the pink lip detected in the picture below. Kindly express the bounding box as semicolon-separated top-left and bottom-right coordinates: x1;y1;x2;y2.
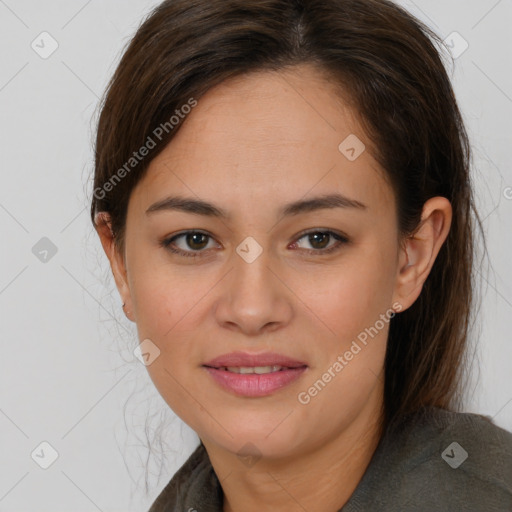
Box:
203;351;307;368
203;367;308;397
202;351;308;397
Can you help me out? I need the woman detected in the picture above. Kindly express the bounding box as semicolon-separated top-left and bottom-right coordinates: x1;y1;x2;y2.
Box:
90;0;512;510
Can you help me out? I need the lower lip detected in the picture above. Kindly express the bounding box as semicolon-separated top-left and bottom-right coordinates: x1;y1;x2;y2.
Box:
203;366;307;397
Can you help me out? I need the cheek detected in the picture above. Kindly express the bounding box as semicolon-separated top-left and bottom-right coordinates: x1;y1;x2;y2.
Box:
294;257;392;426
131;280;175;339
303;249;395;342
128;247;208;338
129;271;205;417
128;263;218;388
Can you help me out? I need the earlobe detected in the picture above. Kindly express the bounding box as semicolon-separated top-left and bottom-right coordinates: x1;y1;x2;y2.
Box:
392;197;452;311
94;212;135;322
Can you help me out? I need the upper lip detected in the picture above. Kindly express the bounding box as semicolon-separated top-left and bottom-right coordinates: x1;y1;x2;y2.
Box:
203;351;308;368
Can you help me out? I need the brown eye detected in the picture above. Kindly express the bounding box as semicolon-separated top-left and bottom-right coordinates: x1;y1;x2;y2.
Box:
161;231;217;258
184;232;209;250
292;230;349;256
306;232;331;250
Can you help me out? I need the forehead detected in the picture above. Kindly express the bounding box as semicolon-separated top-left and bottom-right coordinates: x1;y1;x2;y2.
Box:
130;64;393;220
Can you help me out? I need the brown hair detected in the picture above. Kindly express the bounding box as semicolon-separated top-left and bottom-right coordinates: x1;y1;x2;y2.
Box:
91;0;484;431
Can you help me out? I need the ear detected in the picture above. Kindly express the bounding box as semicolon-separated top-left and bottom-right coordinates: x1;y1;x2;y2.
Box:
94;212;135;322
392;196;452;312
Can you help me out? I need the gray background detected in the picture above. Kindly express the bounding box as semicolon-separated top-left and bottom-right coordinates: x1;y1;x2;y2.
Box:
0;0;511;510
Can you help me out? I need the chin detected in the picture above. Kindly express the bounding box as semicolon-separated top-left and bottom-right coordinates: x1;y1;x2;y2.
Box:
202;421;302;460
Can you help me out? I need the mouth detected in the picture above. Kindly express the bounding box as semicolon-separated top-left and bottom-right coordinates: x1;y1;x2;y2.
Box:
202;352;308;397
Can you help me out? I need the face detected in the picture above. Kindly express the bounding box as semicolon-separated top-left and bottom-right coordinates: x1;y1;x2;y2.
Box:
110;64;410;459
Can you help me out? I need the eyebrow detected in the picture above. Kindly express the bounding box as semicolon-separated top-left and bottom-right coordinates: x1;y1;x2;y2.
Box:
145;193;367;219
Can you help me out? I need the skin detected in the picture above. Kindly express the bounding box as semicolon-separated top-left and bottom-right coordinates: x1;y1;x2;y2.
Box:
96;63;452;512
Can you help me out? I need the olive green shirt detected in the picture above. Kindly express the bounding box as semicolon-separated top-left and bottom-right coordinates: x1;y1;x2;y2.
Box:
148;407;512;511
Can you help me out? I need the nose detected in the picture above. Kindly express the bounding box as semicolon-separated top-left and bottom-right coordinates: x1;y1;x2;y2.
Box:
213;245;294;336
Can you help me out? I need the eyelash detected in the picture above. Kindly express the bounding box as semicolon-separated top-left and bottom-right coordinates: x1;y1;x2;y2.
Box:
160;229;349;258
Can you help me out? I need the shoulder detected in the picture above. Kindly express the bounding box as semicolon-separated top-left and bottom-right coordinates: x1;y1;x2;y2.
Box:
147;442;222;512
402;407;512;475
343;407;512;511
400;406;512;455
